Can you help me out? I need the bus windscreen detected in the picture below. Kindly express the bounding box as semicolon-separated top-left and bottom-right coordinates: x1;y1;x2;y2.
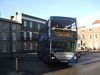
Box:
52;40;76;52
51;17;76;31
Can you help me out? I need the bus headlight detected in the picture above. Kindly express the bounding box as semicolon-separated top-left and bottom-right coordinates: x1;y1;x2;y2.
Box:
74;56;77;59
51;57;55;59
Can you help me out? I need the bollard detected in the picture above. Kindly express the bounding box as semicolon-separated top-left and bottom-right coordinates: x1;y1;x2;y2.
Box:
16;58;18;72
88;51;90;54
84;52;86;55
91;50;93;54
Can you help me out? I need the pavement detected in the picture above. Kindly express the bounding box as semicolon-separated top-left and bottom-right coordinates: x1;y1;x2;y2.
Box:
0;53;38;75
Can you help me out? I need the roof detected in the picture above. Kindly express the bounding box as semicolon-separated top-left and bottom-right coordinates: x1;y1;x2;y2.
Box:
92;20;100;25
0;17;21;25
22;13;47;22
50;16;76;21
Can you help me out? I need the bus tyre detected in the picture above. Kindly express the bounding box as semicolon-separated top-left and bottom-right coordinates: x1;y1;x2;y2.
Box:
66;62;68;65
44;55;49;64
43;55;47;61
38;54;41;59
37;52;41;58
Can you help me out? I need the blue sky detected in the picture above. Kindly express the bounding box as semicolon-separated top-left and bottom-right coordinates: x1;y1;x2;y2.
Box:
0;0;100;26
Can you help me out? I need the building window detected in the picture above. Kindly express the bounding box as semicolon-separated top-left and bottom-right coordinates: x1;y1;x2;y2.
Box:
2;23;7;29
24;31;27;40
12;33;16;41
82;30;84;33
35;43;38;50
94;28;98;31
30;22;33;28
3;44;7;52
95;42;98;48
89;34;92;39
12;25;16;30
38;24;40;29
89;43;92;48
89;29;91;31
30;32;32;40
82;35;84;39
30;42;33;50
83;43;85;48
78;43;80;48
3;32;7;40
95;34;98;39
13;44;16;52
24;21;27;27
24;42;27;50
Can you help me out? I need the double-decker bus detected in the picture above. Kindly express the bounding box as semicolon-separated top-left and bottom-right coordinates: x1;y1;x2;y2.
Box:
38;16;78;63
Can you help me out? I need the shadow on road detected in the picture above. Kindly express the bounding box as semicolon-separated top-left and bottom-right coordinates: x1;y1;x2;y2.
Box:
47;63;72;69
0;53;73;75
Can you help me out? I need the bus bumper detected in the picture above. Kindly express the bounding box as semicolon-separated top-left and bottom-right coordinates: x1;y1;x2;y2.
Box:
49;53;78;63
49;56;78;63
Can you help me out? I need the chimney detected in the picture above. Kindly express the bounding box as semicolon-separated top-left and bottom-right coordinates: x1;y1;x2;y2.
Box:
14;12;18;21
10;16;14;20
15;12;18;15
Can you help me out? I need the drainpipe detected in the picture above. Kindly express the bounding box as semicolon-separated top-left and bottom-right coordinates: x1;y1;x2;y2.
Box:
10;22;12;58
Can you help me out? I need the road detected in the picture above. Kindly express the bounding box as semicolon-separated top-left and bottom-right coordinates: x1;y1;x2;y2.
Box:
0;52;100;75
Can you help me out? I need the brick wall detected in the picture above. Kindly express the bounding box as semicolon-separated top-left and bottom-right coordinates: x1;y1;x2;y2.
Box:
78;23;100;50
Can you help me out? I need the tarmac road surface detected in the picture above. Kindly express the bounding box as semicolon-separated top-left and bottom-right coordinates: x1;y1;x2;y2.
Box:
0;52;100;75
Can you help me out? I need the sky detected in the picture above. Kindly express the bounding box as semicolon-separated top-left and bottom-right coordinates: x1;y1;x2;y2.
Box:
0;0;100;27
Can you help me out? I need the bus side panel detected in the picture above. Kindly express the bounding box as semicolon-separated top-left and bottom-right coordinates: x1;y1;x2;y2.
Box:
38;39;51;63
